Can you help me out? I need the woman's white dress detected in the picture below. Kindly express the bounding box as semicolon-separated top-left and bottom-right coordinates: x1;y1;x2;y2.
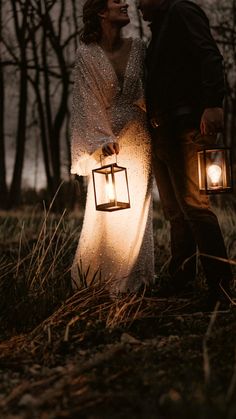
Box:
71;38;154;294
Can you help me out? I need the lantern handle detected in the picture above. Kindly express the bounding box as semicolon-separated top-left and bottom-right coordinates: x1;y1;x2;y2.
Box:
100;154;118;167
216;132;224;146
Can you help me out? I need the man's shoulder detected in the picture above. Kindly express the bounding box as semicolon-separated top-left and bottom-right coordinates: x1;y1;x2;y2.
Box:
170;0;207;21
170;0;204;13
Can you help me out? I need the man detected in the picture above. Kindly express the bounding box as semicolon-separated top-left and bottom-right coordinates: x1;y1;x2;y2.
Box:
139;0;233;305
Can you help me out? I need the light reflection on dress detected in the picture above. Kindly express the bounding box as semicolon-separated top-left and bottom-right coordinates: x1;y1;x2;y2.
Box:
71;38;154;294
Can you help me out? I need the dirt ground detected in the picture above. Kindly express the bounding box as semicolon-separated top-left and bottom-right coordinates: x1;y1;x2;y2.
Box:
1;294;236;419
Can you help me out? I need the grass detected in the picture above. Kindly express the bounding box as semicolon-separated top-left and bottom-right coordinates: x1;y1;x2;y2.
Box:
0;207;77;333
0;202;235;418
0;203;235;334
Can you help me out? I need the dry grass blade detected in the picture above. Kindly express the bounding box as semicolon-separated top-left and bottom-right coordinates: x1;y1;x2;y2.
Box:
226;345;236;403
64;315;81;342
30;209;67;288
34;220;77;287
25;183;65;282
44;322;52;345
220;282;236;306
0;382;30;408
199;253;236;266
15;221;24;278
203;301;220;386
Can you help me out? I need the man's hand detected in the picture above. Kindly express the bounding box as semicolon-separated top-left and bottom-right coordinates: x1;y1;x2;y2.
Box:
102;142;120;157
200;107;224;136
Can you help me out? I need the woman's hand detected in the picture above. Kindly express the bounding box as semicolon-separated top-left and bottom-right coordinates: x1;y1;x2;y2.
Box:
102;142;120;156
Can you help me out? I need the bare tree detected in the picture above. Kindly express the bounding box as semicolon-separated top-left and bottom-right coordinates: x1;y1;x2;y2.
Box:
2;0;31;207
206;0;236;151
2;0;80;208
0;0;7;208
30;0;79;206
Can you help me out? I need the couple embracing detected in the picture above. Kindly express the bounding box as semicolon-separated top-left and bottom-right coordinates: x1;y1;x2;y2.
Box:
71;0;233;306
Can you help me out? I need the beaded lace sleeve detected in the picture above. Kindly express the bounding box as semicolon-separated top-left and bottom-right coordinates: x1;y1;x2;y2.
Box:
70;46;116;176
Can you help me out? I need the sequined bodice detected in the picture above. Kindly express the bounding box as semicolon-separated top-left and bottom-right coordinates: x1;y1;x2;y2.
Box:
71;38;146;175
96;41;145;134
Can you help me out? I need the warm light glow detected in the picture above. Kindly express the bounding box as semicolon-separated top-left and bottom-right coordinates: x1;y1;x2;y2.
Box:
106;175;115;201
207;164;222;186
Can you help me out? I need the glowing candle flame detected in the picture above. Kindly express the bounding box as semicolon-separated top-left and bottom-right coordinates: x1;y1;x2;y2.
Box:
207;164;222;186
106;175;115;201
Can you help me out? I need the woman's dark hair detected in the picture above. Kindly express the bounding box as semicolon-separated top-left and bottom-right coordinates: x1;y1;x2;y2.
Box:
80;0;108;44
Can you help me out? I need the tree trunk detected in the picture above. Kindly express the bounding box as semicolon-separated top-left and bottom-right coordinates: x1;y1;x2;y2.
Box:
0;3;8;208
8;55;28;207
42;24;59;199
42;7;70;208
30;27;54;198
8;0;29;208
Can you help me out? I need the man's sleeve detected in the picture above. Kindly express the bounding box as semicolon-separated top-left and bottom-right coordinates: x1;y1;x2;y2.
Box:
172;1;225;108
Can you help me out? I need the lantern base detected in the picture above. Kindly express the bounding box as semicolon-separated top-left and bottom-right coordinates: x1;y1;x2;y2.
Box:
96;202;130;212
200;186;233;195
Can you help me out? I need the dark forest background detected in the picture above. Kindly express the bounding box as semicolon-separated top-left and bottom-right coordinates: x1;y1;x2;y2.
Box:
0;0;236;209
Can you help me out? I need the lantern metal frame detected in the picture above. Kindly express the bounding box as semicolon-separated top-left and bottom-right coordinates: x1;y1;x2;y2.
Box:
197;146;233;195
92;159;131;212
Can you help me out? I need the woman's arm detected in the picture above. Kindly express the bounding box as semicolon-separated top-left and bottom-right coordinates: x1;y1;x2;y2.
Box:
71;46;117;175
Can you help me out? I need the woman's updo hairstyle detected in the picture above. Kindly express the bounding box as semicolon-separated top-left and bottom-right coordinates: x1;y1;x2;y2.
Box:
80;0;108;44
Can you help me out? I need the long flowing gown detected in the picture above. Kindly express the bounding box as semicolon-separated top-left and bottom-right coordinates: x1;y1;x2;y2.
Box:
71;38;154;294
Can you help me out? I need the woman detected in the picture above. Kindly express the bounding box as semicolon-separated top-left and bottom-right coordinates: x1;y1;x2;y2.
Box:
71;0;154;295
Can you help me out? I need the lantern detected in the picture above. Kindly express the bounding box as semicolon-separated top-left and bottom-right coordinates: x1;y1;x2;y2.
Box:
198;147;233;194
92;157;130;211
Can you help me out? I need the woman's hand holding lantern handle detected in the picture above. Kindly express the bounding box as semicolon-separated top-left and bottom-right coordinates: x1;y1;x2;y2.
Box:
102;142;120;157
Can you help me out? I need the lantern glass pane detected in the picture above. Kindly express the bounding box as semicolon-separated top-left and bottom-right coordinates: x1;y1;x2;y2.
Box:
206;150;224;190
198;148;232;194
93;170;114;206
113;169;130;204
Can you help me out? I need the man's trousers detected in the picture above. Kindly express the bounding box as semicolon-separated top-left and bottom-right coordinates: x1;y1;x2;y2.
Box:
151;123;233;291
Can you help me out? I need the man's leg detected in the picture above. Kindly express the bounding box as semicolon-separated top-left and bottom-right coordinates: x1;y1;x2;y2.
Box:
164;129;233;292
152;142;197;289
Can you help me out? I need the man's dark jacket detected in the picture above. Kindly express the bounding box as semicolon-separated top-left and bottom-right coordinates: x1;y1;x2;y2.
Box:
146;0;225;123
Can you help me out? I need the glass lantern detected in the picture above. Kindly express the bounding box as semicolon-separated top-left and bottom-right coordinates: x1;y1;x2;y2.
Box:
92;158;130;211
198;147;233;194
